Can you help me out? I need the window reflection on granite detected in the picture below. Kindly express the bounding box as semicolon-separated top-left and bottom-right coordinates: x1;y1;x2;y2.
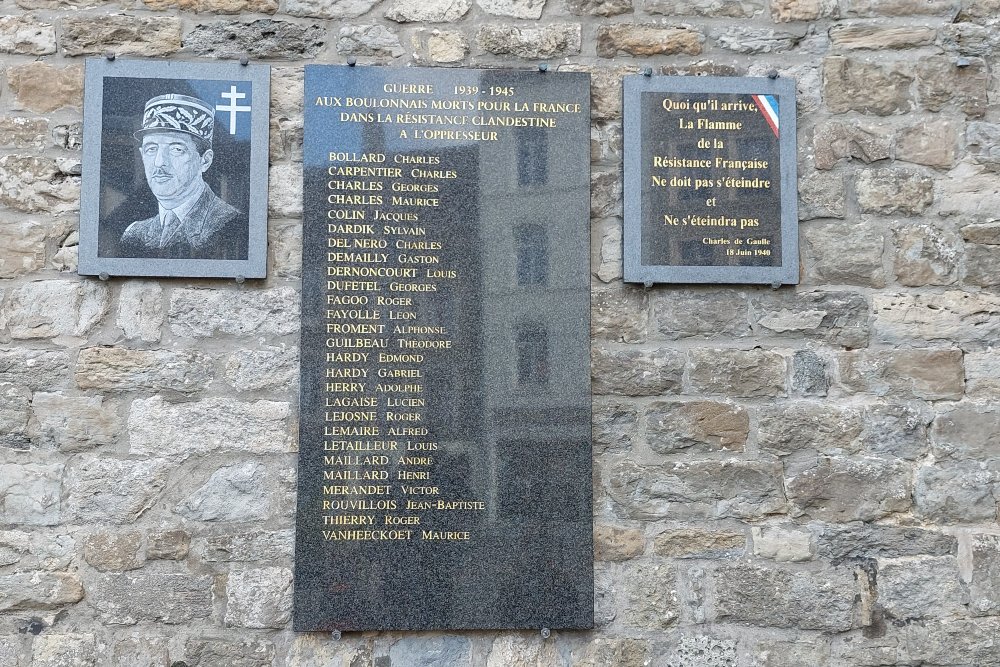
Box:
515;223;548;287
515;322;549;386
516;126;548;186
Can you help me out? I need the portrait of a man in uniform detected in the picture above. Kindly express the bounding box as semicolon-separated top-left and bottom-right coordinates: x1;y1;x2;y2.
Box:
120;94;248;260
79;60;268;278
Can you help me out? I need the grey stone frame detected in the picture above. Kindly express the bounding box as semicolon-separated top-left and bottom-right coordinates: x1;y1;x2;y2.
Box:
623;75;799;285
78;58;270;279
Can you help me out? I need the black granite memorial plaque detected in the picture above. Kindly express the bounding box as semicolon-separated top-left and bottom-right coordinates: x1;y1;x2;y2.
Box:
623;76;798;285
295;65;593;632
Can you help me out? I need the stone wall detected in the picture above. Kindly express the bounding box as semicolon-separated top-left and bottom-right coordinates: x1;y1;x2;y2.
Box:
0;0;998;664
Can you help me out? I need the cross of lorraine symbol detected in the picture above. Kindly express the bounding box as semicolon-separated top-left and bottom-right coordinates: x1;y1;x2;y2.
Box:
216;85;252;135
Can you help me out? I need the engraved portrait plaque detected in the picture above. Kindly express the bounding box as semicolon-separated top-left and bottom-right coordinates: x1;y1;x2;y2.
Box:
623;76;798;285
79;58;269;279
295;65;593;631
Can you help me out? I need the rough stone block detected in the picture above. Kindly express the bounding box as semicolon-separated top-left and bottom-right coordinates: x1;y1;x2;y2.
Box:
169;287;298;338
750;290;869;347
874;291;1000;345
770;0;833;21
608;459;786;520
568;0;633;14
82;530;144;571
428;30;468;62
185;639;276;667
936;22;994;56
60;16;181;56
840;0;956;15
477;24;582;58
966;122;1000;172
792;350;830;396
67;456;172;524
813;120;891;170
879;556;967;620
0;529;73;571
336;24;404;57
269;163;303;218
592;169;622;218
814;522;956;559
593;400;639;455
914;461;998;522
143;0;277;10
749;638;831;667
830;24;935;49
822;57;913;115
856;168;934;215
186;20;325;59
710;562;858;631
3;280;108;343
802;220;885;286
7;62;83;112
594;525;645;562
837;348;964;400
931;406;1000;461
558;64;640;121
386;0;472;20
594;219;623;283
592;285;647;343
90;572;213;624
591;345;684;396
964;244;1000;288
892;224;959;286
116;281;163;342
0;349;70;392
653;528;744;558
285;0;376;16
861;402;929;461
902;617;1000;665
798;171;845;219
202;529;294;562
225;566;293;628
176;462;271;522
713;26;803;54
129;396;290;459
570;638;652;667
0;16;55;55
113;637;170;667
225;345;298;391
786;457;911;521
75;347;213;394
0;116;48;150
477;0;546;18
971;533;1000;616
621;561;679;629
0;219;47;278
0;463;62;525
687;348;786;398
0;156;80;214
649;289;749;340
31;634;96;667
917;55;988;116
646;400;749;454
596;24;704;57
649;0;761;15
896;120;959;169
965;350;1000;396
0;382;30;449
758;402;863;458
751;525;813;561
29;392;120;451
147;528;190;561
0;572;83;611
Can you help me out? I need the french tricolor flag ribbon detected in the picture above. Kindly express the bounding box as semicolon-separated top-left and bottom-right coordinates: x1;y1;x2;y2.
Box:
751;94;779;138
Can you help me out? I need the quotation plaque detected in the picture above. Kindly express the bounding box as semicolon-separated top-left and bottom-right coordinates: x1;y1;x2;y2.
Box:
295;65;593;631
623;76;798;285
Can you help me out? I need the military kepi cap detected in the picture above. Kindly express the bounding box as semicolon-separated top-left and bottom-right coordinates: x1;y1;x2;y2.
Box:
134;94;214;143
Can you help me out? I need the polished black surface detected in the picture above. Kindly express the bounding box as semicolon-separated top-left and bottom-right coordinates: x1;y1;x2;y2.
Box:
623;76;798;286
295;65;593;631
